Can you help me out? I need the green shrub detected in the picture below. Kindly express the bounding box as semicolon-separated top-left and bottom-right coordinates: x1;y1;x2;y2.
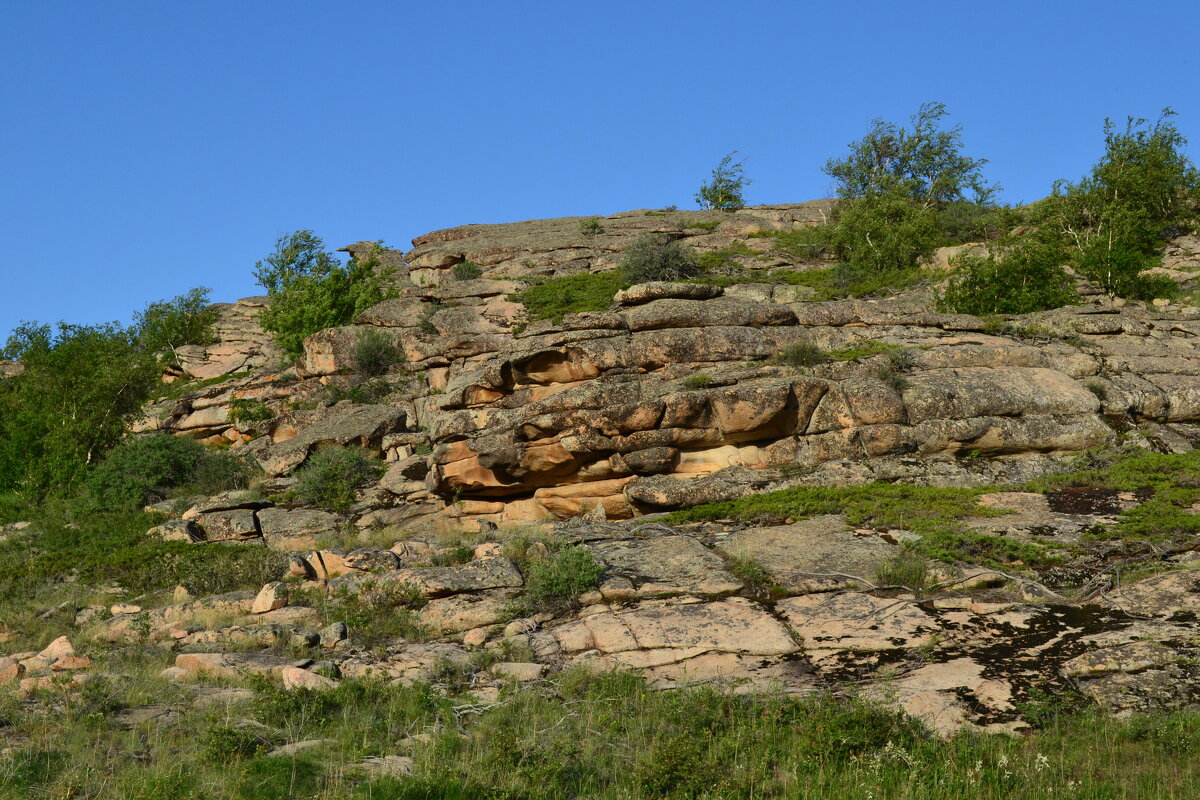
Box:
827;193;942;274
684;219;721;232
824;101;994;206
0;321;162;498
773;341;829;367
695;151;750;211
577;217;604;237
1035;109;1199;299
228;398;274;424
513;272;625;323
523;545;604;609
255;231;395;358
133;286;218;366
291;446;384;512
694;242;762;272
682;374;713;390
450;260;483;280
200;725;270;762
84;434;249;511
619;234;704;283
940;237;1078;314
351;327;406;377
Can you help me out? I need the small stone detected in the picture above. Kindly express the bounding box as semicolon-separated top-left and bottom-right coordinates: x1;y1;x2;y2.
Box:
160;666;189;682
74;606;106;627
318;622;347;648
110;604;141;615
268;739;334;758
280;666;338;691
503;618;538;638
1153;298;1171;307
490;662;546;681
462;627;489;647
37;636;74;662
359;754;414;778
473;542;502;559
251;582;288;614
51;656;92;671
0;657;24;685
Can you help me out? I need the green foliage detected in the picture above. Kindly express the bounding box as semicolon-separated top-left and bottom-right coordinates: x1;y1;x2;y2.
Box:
228;398;274;424
875;548;932;595
827;339;904;361
1036;109;1199;299
727;556;785;601
84;433;250;511
773;341;829;367
682;373;713;390
940;237;1078;314
201;725;268;762
513;272;625;323
695;151;750;211
0;321;160;498
132;286;218;366
577;217;604;237
451;260;484;280
0;508;287;601
824;101;994;206
523;545;604;610
255;231;395;357
684;219;721;232
290;446;384;512
619;233;704;283
351;327;406;377
827;192;942;273
694;242;762;271
232;758;322;800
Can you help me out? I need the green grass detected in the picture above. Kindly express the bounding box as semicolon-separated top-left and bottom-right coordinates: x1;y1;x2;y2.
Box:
664;483;1056;569
5;663;1200;799
511;273;626;324
683;219;721;232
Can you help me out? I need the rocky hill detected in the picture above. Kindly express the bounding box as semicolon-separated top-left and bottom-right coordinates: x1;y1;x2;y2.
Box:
7;202;1200;768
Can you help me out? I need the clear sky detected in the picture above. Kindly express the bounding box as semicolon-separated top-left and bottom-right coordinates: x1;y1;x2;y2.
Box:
2;0;1198;337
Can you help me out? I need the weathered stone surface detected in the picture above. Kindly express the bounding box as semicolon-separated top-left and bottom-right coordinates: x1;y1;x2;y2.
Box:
280;665;338;691
258;507;344;550
590;535;742;598
333;557;524;599
614;282;723;306
418;589;519;634
174;652;309;679
193;509;259;541
251;582;288;614
1105;570;1200;618
544;597;798;662
719;518;898;594
778;593;936;653
258;404;405;476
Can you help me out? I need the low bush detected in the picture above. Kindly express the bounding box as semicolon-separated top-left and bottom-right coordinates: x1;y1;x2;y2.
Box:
523;545;604;610
450;260;483;280
577;217;604;237
228;398;274;424
774;341;829;368
940;238;1078;314
619;233;704;283
255;231;395;358
695;151;750;211
513;272;625;323
84;434;250;511
682;374;713;390
351;327;406;377
290;446;384;512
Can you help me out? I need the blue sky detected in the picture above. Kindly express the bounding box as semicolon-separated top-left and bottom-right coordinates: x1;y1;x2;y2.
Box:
2;0;1198;337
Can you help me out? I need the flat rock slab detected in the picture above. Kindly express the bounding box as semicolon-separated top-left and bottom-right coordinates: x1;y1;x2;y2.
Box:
546;597;798;659
174;652;311;679
112;704;184;730
419;589;520;634
334;556;524;598
591;535;742;598
777;592;937;654
862;657;1016;738
718;517;898;594
1106;569;1200;618
258;508;344;551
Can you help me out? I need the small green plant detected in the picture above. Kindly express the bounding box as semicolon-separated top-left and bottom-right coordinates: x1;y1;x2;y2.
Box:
1086;380;1108;401
201;725;269;762
513;273;625;323
682;374;714;390
84;434;250;511
875;548;932;596
351;327;406;377
619;233;704;284
523;545;604;610
228;398;274;424
695;151;751;211
773;341;829;368
684;219;721;232
577;217;604;237
451;260;484;281
290;446;384;512
254;232;395;357
728;556;786;601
